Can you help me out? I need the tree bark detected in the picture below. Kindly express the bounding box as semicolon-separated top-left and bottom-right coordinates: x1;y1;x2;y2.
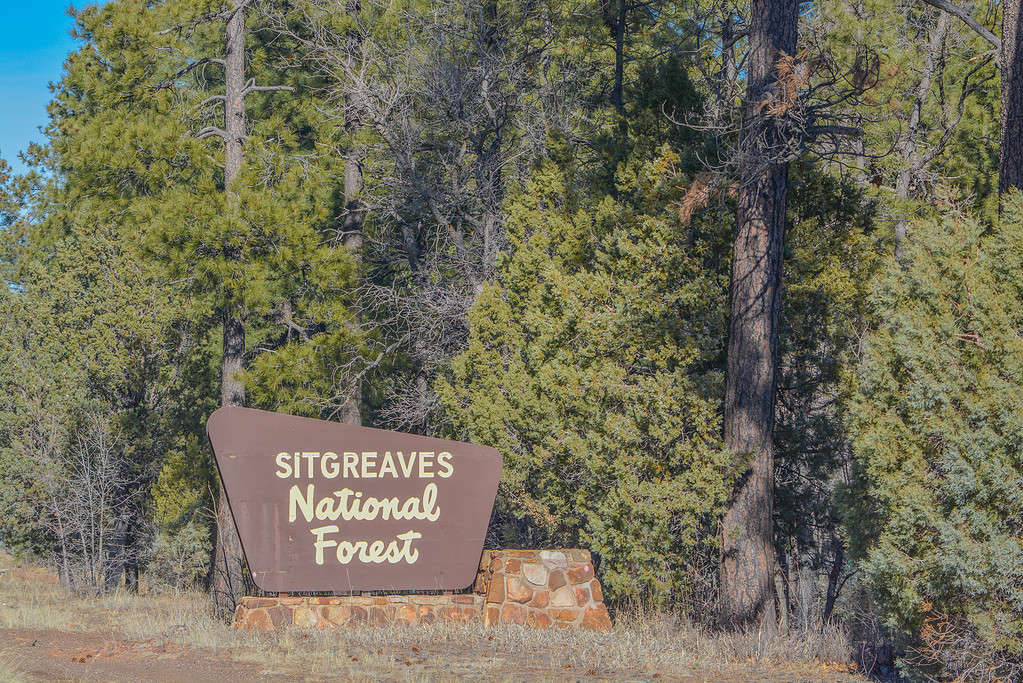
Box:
774;566;789;632
721;15;738;92
104;513;129;592
212;0;248;616
612;0;626;117
341;146;364;426
719;0;798;632
822;538;844;624
796;537;816;627
340;1;365;427
1001;0;1023;195
124;522;140;594
895;11;949;260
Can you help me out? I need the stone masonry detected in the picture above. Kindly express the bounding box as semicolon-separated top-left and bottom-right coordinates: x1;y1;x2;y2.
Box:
233;548;611;632
234;593;482;632
478;549;612;631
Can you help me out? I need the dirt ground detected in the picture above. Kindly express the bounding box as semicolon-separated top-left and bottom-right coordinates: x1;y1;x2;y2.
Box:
0;558;869;682
0;625;868;682
0;627;297;682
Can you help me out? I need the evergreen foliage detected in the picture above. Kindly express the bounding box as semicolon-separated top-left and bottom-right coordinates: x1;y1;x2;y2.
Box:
438;154;735;604
844;194;1023;674
771;165;881;626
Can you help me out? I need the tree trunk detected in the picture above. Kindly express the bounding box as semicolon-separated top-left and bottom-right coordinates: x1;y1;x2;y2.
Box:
124;521;139;594
214;316;247;614
774;566;789;632
55;512;71;591
212;0;248;616
340;0;365;427
612;0;626;117
104;513;129;592
341;146;364;426
895;11;949;260
796;537;816;627
721;15;738;93
719;0;798;632
1001;0;1023;195
822;538;844;624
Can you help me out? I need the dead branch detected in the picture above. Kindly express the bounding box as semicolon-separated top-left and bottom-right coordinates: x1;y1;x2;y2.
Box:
916;0;1000;49
152;58;226;91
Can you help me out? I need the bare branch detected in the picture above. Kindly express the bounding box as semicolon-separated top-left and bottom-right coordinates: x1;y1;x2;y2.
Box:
199;94;226;109
152;58;226;91
917;0;1000;49
196;126;228;140
241;84;295;97
807;125;864;138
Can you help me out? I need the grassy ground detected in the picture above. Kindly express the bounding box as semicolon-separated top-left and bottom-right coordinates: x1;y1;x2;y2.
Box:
0;554;867;681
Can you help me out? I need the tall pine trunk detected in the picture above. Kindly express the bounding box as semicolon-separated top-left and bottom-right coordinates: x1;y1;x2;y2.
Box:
1001;0;1023;195
341;145;364;426
212;0;248;616
611;0;626;117
719;0;798;631
340;0;365;427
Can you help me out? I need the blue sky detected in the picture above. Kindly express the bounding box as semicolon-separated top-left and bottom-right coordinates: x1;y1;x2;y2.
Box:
0;2;90;175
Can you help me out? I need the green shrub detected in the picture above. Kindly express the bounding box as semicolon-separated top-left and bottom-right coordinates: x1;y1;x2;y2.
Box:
149;521;211;591
844;194;1023;678
148;438;213;591
437;156;735;604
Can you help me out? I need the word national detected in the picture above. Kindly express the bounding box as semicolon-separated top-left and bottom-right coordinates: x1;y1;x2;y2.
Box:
289;483;441;524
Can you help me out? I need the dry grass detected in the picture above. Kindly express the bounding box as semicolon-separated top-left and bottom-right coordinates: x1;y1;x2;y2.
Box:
0;650;28;683
0;553;866;681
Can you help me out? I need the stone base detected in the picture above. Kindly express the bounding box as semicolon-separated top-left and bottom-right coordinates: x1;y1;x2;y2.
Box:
479;549;612;631
233;548;611;633
234;594;481;632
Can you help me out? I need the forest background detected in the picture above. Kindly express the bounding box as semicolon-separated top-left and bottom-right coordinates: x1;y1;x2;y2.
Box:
0;0;1021;680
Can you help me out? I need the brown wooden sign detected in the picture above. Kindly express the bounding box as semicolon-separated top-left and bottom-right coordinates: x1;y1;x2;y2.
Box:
206;406;502;593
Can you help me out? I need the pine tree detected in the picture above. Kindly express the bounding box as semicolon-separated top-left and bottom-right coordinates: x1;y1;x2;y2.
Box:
145;0;359;610
1;0;358;599
719;0;800;631
0;1;217;589
816;0;999;246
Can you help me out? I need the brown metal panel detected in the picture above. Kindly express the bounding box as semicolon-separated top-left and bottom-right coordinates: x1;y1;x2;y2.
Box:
206;406;502;593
